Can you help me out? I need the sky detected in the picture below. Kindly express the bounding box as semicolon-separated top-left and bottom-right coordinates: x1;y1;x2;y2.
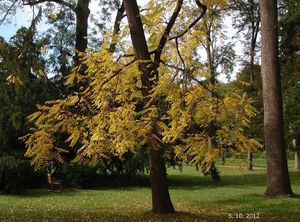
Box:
0;0;148;40
0;7;33;40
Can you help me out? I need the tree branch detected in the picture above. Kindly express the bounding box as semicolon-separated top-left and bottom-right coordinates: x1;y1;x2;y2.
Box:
154;0;183;63
0;0;19;25
175;38;186;72
189;76;220;98
23;0;75;10
169;0;207;41
161;61;184;72
100;58;136;89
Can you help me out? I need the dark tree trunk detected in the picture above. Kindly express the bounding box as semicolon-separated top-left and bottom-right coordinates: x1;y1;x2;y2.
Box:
149;145;175;213
108;2;125;53
123;0;174;214
74;0;90;66
260;0;293;197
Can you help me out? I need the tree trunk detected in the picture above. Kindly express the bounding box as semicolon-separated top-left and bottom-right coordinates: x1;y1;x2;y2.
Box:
123;0;174;213
247;151;253;170
293;138;300;174
74;0;90;66
294;151;300;173
260;0;293;196
220;146;225;165
108;2;125;53
149;145;175;213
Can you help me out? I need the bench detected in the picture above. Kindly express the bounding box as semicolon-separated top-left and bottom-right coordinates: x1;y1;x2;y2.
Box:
47;173;63;190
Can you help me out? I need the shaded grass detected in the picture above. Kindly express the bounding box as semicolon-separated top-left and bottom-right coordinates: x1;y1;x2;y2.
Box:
1;165;300;221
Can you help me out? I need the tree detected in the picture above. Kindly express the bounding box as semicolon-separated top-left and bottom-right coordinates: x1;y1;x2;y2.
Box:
279;0;300;173
0;25;57;155
259;0;293;196
122;0;184;213
194;0;234;177
230;0;260;170
23;0;90;69
1;0;90;72
23;0;260;213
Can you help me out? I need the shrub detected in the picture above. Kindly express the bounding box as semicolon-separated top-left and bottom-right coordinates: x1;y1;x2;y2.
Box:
61;163;100;188
0;156;34;194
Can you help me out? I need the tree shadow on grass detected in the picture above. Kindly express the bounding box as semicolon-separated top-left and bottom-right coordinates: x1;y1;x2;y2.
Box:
168;173;266;190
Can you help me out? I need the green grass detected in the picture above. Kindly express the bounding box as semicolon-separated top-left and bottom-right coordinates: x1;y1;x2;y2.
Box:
1;165;300;222
216;157;295;169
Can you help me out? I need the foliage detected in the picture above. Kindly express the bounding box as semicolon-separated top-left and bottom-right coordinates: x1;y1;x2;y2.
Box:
21;0;261;174
0;26;58;155
24;45;261;172
232;64;264;144
280;0;300;149
230;0;260;64
0;156;34;194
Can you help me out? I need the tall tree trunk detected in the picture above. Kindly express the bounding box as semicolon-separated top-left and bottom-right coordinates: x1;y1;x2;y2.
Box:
123;0;174;213
260;0;293;196
74;0;90;66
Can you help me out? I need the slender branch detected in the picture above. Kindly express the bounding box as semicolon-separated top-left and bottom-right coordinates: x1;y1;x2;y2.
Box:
169;0;207;41
153;0;183;63
23;0;75;10
189;75;220;98
100;58;136;89
0;0;19;25
161;60;219;98
161;61;184;72
116;50;156;62
175;38;186;72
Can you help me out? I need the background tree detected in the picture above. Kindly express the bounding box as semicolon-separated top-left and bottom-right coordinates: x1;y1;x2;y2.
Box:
279;0;300;173
259;0;293;196
230;0;260;170
0;23;57;156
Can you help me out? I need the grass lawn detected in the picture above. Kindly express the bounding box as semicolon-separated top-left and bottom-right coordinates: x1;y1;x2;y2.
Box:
0;163;299;222
215;157;296;169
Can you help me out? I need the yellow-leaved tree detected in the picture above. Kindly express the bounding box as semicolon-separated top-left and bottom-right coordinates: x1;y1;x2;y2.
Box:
23;0;261;214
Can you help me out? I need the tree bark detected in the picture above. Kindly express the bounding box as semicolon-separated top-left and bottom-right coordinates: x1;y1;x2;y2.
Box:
123;0;175;214
260;0;293;196
108;2;125;53
74;0;90;66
